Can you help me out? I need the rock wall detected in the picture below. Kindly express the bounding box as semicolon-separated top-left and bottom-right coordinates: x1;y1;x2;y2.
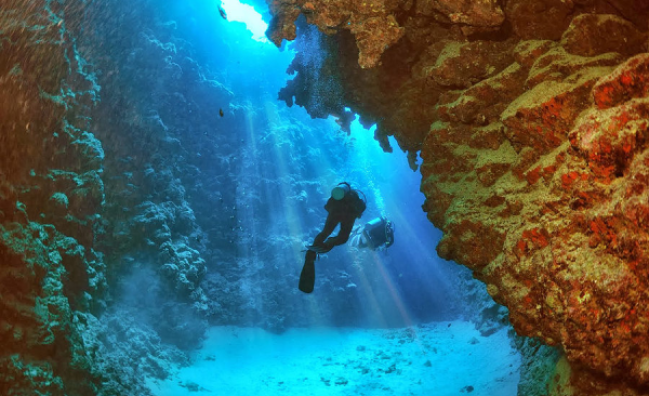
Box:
267;0;649;393
0;1;104;394
79;0;226;346
0;0;250;393
0;1;178;394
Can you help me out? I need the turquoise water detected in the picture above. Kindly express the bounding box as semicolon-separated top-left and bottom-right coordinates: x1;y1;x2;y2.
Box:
100;0;521;392
148;323;519;396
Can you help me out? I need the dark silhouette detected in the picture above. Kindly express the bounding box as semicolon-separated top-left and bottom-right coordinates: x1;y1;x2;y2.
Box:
299;182;366;293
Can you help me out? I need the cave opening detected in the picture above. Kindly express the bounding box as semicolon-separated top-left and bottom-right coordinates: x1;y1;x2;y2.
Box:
5;0;597;394
133;0;522;394
7;0;649;394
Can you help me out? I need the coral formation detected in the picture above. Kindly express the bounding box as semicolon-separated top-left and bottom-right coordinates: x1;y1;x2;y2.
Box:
0;1;110;394
268;0;649;392
0;0;233;392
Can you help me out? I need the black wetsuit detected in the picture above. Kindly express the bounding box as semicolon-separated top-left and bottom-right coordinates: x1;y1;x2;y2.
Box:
305;189;366;263
299;186;366;293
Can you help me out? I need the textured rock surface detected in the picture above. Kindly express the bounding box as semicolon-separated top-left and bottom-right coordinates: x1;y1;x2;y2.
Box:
268;0;649;393
268;0;405;68
79;0;230;345
0;1;196;394
516;337;561;396
0;1;108;394
0;0;189;394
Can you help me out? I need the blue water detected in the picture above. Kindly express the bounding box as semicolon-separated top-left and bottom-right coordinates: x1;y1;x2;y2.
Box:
148;0;468;327
148;324;520;396
113;0;521;393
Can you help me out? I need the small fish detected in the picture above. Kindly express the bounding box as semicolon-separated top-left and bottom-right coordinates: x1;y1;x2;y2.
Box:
219;108;224;117
218;7;227;20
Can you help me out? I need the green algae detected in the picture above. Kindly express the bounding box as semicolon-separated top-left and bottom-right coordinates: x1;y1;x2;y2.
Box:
548;356;575;396
2;355;65;396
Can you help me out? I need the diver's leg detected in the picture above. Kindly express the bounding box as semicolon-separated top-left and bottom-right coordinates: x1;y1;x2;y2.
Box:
313;214;339;246
324;216;355;248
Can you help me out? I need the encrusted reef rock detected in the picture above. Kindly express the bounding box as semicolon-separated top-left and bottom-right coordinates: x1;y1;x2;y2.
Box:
0;1;107;394
268;0;405;68
78;0;237;346
268;0;649;393
424;35;649;396
1;1;203;393
267;0;508;68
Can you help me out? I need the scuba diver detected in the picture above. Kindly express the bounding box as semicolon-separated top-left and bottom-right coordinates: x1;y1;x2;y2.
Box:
349;216;395;251
299;182;366;293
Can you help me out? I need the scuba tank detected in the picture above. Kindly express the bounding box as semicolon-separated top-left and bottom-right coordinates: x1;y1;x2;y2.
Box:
331;182;351;200
364;217;395;249
330;182;366;218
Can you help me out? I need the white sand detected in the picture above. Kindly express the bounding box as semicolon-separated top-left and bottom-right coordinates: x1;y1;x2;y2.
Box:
147;321;520;396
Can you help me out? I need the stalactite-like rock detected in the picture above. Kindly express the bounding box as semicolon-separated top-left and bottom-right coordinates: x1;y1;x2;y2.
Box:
268;0;405;68
269;0;649;392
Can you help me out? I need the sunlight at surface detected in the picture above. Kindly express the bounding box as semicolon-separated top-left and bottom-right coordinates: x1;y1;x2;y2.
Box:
220;0;269;42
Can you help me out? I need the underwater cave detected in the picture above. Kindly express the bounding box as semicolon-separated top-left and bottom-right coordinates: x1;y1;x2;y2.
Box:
1;0;649;395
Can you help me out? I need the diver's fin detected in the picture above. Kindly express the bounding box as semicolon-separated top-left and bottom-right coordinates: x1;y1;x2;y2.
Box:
299;260;315;293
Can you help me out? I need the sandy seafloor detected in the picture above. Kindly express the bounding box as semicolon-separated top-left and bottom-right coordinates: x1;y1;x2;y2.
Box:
147;321;520;396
